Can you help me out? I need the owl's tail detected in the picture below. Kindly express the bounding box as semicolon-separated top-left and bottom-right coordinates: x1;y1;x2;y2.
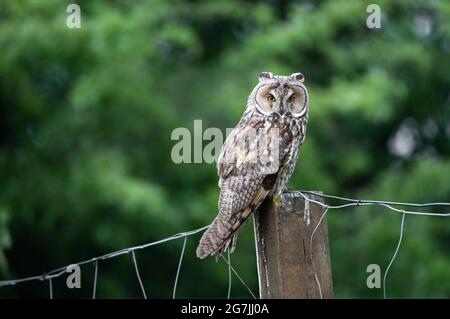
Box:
196;216;239;260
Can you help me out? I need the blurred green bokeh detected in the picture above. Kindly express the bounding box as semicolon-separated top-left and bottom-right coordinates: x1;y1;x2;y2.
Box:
0;0;449;298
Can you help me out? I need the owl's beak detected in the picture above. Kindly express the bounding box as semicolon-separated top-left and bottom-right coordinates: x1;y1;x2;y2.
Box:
273;103;282;115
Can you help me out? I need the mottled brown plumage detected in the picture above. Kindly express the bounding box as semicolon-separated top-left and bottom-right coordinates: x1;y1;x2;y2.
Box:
196;72;309;259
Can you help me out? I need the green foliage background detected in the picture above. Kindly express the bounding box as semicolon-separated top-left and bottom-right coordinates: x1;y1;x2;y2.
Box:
0;0;449;298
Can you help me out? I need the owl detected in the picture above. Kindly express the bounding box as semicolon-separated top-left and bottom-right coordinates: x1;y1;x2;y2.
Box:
196;72;309;259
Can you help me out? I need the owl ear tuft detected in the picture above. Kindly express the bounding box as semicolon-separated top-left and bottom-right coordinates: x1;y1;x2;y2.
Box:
290;72;305;82
258;72;273;82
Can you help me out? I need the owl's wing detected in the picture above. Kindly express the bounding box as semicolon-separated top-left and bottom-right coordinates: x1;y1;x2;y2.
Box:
196;121;279;259
216;125;240;181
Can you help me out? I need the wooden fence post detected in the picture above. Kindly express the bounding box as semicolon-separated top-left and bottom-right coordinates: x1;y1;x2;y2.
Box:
253;191;333;299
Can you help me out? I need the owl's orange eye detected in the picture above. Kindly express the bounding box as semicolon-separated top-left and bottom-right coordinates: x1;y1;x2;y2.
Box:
267;94;276;102
288;95;296;102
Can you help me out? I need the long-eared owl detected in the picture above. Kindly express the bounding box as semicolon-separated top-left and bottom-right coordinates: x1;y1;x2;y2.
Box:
196;72;309;259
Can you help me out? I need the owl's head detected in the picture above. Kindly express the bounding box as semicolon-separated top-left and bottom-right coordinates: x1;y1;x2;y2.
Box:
249;72;308;118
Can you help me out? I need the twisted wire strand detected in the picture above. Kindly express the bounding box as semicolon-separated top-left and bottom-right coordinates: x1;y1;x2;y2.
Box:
299;190;450;212
220;255;256;299
289;191;450;216
309;207;329;299
48;277;53;299
227;250;232;299
0;225;209;287
172;235;187;299
92;260;98;299
383;212;406;299
131;250;147;299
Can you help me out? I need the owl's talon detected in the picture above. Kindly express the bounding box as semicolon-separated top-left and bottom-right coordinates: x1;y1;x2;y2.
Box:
273;195;283;208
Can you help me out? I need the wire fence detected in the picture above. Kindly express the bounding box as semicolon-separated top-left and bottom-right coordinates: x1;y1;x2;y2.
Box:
0;190;449;299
